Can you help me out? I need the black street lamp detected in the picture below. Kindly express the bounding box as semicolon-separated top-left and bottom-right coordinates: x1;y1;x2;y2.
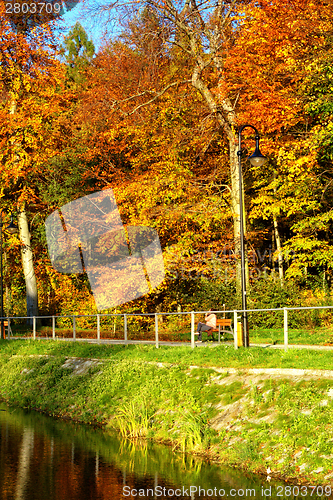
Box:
237;125;267;347
1;212;18;340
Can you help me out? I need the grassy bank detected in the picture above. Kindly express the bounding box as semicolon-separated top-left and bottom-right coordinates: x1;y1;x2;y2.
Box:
0;339;332;486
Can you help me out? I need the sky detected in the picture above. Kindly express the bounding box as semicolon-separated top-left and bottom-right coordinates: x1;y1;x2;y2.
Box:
59;0;116;52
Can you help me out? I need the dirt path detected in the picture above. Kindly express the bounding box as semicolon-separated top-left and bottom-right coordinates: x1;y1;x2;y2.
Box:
192;366;333;380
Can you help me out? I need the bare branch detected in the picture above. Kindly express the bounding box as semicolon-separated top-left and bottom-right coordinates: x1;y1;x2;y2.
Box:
220;0;237;29
232;91;240;110
123;80;191;115
213;183;233;197
190;0;207;34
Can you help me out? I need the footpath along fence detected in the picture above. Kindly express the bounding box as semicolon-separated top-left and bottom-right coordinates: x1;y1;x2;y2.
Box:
2;305;333;350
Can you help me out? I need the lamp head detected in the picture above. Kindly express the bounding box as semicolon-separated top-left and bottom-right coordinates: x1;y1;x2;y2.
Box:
248;147;267;167
248;135;267;167
5;214;18;235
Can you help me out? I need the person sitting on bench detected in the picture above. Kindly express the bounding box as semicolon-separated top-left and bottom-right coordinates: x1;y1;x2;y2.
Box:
196;310;217;342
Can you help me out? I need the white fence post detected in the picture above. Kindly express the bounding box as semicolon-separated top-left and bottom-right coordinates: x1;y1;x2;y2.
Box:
52;316;55;340
155;313;159;348
191;312;195;348
73;316;76;341
33;317;36;340
124;314;128;344
284;308;288;350
97;314;100;343
234;310;238;350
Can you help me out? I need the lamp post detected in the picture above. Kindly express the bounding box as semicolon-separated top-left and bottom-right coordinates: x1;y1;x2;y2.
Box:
237;125;267;347
1;212;18;340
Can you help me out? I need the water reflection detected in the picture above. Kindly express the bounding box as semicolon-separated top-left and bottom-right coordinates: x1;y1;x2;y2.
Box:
0;404;331;500
15;428;34;500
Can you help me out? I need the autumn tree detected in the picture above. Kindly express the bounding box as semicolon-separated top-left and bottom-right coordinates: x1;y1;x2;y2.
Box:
52;6;238;312
61;22;95;84
225;0;333;285
0;4;70;318
81;0;249;294
1;0;331;317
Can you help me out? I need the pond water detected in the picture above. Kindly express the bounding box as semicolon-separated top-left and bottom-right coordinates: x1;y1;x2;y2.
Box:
0;403;331;500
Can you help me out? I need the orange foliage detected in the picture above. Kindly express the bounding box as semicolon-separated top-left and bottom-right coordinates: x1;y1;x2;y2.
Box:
0;6;72;203
223;0;332;137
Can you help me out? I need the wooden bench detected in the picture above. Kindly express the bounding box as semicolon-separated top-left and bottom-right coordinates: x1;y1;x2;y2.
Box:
195;318;234;342
211;319;234;342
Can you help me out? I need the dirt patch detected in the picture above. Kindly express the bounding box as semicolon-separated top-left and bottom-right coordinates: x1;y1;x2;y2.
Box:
61;357;103;376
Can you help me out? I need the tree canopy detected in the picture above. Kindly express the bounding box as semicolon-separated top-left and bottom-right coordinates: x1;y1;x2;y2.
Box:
1;0;333;317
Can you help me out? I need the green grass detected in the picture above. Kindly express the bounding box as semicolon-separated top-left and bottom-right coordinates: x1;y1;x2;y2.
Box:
8;325;192;342
1;338;333;370
251;326;333;346
227;377;333;479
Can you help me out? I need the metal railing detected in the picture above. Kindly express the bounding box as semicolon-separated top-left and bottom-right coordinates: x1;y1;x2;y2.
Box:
2;304;333;350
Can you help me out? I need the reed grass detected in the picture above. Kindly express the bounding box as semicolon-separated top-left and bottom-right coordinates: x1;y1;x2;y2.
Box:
115;398;153;438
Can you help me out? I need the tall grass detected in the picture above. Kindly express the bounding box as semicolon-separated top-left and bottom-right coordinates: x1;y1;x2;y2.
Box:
115;398;155;438
174;410;204;452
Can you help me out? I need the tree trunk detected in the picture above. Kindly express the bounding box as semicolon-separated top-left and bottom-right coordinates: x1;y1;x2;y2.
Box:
229;141;242;295
273;214;284;286
18;205;39;320
191;67;242;295
273;174;284;286
9;101;39;320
